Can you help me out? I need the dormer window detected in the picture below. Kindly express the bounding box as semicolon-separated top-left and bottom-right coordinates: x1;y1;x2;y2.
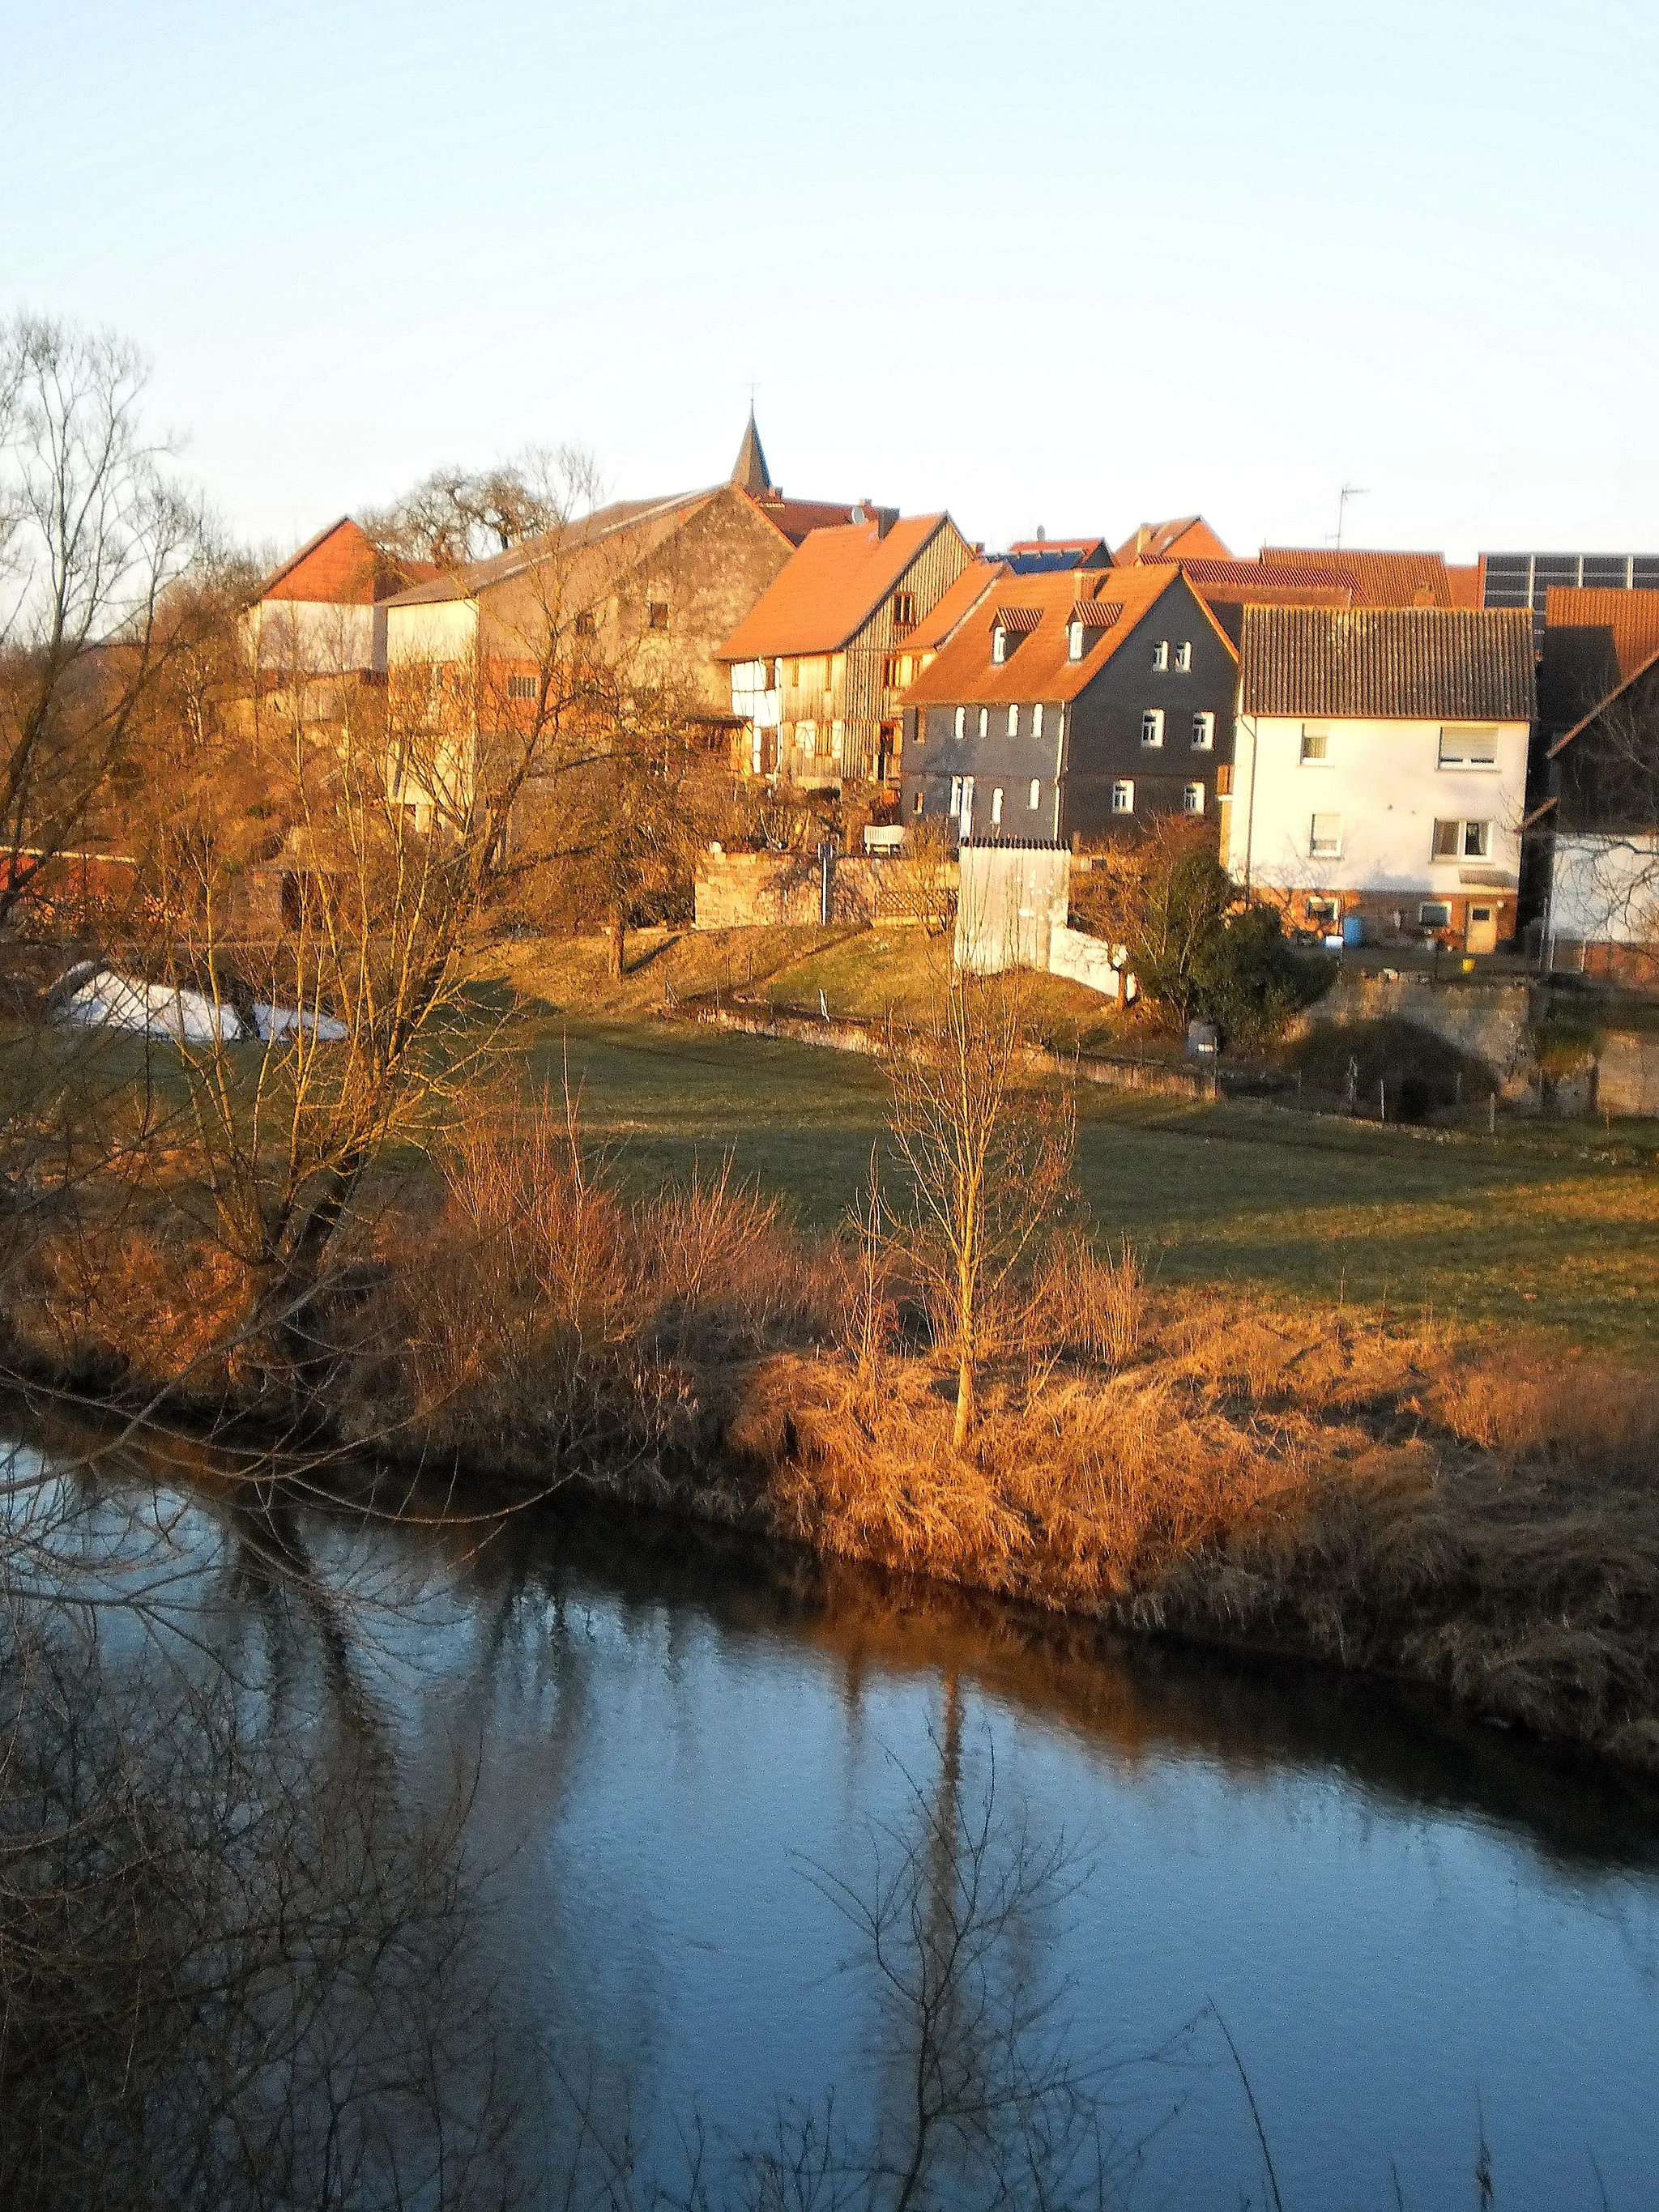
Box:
1152;639;1170;671
992;626;1008;664
1175;641;1192;671
1068;620;1083;662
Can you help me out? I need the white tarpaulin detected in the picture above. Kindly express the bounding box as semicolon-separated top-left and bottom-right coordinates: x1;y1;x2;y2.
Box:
50;965;347;1046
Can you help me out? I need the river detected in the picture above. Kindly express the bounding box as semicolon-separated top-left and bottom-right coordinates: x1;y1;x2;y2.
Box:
11;1434;1659;2209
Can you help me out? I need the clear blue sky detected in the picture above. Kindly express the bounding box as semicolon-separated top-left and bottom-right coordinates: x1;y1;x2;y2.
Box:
7;0;1657;564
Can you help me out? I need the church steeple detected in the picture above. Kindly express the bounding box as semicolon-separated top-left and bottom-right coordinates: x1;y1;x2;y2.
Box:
730;407;772;497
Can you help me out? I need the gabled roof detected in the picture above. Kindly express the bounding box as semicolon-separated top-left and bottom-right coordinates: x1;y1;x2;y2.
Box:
1239;606;1536;722
904;566;1234;710
1542;588;1659;755
1258;547;1463;610
382;486;753;609
751;494;891;547
259;517;437;605
1001;537;1113;575
902;560;1008;654
719;514;957;659
1115;517;1231;565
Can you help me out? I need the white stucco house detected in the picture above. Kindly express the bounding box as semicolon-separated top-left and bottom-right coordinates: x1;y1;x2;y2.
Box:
1226;606;1536;952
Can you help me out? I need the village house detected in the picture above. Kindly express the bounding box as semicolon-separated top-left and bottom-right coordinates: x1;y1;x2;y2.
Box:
719;512;974;786
1536;586;1659;979
898;565;1239;849
244;517;437;723
1227;604;1535;951
375;423;852;833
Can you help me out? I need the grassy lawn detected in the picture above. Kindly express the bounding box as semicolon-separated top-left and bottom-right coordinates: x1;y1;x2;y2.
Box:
508;1008;1659;1353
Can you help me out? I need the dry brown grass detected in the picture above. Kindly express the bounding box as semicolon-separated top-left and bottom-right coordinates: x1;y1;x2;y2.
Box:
720;1281;1659;1773
10;1092;1659;1774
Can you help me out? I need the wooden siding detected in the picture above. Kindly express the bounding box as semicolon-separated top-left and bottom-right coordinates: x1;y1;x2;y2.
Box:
770;519;973;786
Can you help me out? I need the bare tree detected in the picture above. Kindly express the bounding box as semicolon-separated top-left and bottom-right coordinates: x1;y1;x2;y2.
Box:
364;452;579;567
0;314;199;936
1546;668;1659;957
887;965;1074;1451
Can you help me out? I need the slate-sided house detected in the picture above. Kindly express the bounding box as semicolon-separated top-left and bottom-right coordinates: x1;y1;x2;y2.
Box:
898;566;1239;849
719;513;973;787
1226;606;1536;952
1537;587;1659;978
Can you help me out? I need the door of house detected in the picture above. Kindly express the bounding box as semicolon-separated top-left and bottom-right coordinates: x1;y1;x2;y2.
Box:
1465;905;1497;955
958;775;975;840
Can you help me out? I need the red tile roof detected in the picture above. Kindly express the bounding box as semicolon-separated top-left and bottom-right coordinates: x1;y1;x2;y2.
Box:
752;494;888;546
719;514;957;659
1115;517;1232;564
261;518;437;605
904;566;1231;710
1541;586;1659;748
1257;547;1463;609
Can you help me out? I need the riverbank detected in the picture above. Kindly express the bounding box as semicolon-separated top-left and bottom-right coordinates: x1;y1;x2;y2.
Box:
19;1181;1657;1778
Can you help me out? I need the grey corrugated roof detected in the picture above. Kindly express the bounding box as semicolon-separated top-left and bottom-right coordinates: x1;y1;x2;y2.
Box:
382;487;719;607
1239;606;1536;721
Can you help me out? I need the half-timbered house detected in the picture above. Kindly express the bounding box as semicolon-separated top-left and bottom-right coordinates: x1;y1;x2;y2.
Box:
720;512;974;786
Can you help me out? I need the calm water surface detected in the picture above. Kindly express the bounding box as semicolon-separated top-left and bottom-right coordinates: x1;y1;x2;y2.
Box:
44;1448;1659;2210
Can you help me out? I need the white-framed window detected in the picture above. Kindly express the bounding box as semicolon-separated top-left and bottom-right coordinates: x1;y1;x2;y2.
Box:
1111;779;1135;814
1183;782;1205;814
506;672;537;701
1433;818;1493;860
1067;620;1084;662
1306;896;1339;927
992;626;1008;664
1032;702;1045;739
1192;710;1214;750
991;786;1004;826
1028;778;1041;810
978;706;989;738
1141;708;1164;748
797;720;817;757
950;775;962;813
953;705;966;741
1151;639;1169;671
1438;725;1499;768
1006;703;1019;737
1175;640;1192;671
1310;812;1342;858
1419;900;1452;927
1300;722;1330;763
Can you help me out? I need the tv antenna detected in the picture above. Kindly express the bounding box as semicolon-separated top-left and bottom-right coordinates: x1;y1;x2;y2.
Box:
1333;483;1368;550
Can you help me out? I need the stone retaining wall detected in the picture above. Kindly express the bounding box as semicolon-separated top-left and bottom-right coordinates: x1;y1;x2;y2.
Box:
694;850;953;930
